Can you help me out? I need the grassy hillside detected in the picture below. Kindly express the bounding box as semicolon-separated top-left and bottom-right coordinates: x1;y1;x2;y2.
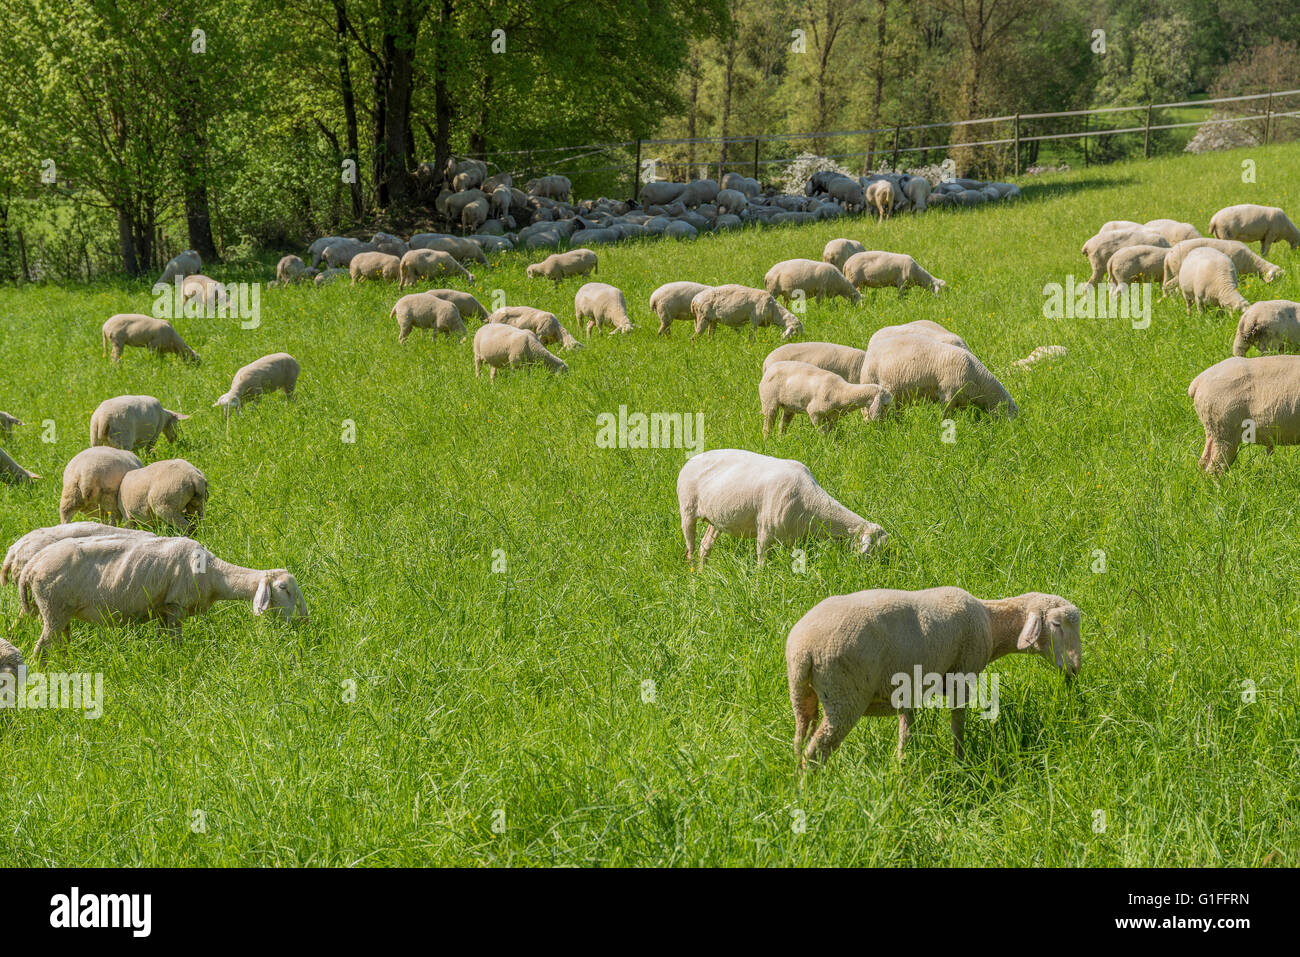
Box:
1;144;1298;866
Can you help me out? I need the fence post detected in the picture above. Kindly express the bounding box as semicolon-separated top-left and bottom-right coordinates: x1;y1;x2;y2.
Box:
1083;113;1089;167
1013;114;1020;176
752;137;759;182
1265;93;1274;145
1144;104;1152;158
891;124;901;172
633;139;642;202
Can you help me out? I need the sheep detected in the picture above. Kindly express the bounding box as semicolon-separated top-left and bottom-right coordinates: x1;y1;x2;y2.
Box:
488;306;582;350
714;188;749;215
472;324;568;380
445;189;489;223
650;281;712;336
1106;244;1169;292
17;535;308;662
1233;300;1300;356
1080;228;1170;287
461;197;490;232
526;248;598;281
1;448;39;485
690;285;803;340
639;182;688;206
676;449;888;569
1012;345;1068;370
679;178;720;208
867;319;968;352
90;396;189;452
865;180;902;222
349;251;401;284
399;249;475;287
903;177;931;213
822;238;866;270
526;175;572;202
763;342;868;383
0;637;21;677
760;361;892;434
575;282;634;335
860;334;1017;419
424;289;488;322
214;353;300;412
118;459;208;534
156;249;201;286
1188;355;1300;472
1178;247;1250;314
1142;218;1201;245
842;251;946;296
1209;204;1300;256
314;267;348;287
1161;238;1284;292
389;294;466;343
1;411;23;439
1099;220;1144;233
101;314;200;365
276;255;310;284
2;523;156;587
764;259;861;306
408;234;488;265
60;447;144;523
307;236;348;268
180;274;229;311
827;178;867;212
445;157;487;187
786;587;1081;765
321;239;378;268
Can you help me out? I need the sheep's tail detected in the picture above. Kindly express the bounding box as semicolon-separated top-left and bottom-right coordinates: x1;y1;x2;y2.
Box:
101;329;108;356
17;569;34;619
786;640;819;757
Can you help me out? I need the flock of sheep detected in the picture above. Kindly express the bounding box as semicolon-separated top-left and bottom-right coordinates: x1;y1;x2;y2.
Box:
1;164;1297;767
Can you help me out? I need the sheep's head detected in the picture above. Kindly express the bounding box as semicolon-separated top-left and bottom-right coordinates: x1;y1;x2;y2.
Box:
1015;595;1082;677
253;570;309;623
0;637;23;678
213;392;241;413
852;522;890;558
1263;265;1284;282
164;411;190;442
931;278;947;295
858;385;892;421
525;263;542;278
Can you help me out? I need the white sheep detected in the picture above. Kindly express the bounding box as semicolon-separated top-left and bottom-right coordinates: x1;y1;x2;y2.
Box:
214;353;300;412
472;324;568;379
865;180;902;222
1178;247;1250;314
321;239;378;268
1142;218;1201;245
60;447;144;523
764;259;861;306
842;251;946;296
307;236;348;268
101;313;200;365
0;637;21;677
526;175;572;202
760;360;892;434
180;274;229;312
118;459;208;534
1080;227;1170;287
690;285;803;340
90;396;189;451
1161;238;1284;292
1;448;39;485
860;334;1017;419
866;319;968;352
17;535;308;662
424;289;488;321
575;282;634;335
649;281;712;336
822;238;866;270
488;306;582;350
398;249;475;287
1233;300;1300;356
349;251;401;284
526;248;598;281
903;177;931;213
392;294;467;343
276;255;310;284
156;250;201;286
762;342;868;383
676;449;888;568
1209;204;1300;256
787;587;1081;764
2;523;156;587
1106;244;1169;292
1189;355;1300;471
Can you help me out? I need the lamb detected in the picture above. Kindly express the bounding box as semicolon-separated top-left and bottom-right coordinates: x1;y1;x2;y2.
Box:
650;281;712;336
1;411;23;439
764;259;861;305
1080;228;1170;287
275;255;310;284
90;396;189;451
488;306;582;350
865;180;902;222
101;314;200;365
399;249;475;287
1232;300;1300;356
445;189;488;223
1178;247;1250;314
424;289;489;322
60;447;144;523
690;285;803;340
575;282;634;335
1209;204;1300;256
762;342;867;383
2;523;156;587
118;459;208;534
17;535;308;662
786;587;1081;765
1;448;39;485
676;449;889;569
214;353;300;412
1189;355;1300;472
860;334;1017;419
760;361;892;434
525;248;598;281
1012;345;1068;370
391;294;466;343
842;251;946;296
1106;244;1169;292
349;251;401;284
0;637;21;677
1160;238;1284;292
472;324;569;379
822;238;866;270
867;319;968;352
156;249;201;286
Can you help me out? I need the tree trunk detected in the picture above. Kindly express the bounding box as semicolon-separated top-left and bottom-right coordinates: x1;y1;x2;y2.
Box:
866;0;888;171
378;0;420;209
117;208;139;277
334;0;364;220
431;0;454;192
372;67;388;207
687;50;700;177
176;72;218;261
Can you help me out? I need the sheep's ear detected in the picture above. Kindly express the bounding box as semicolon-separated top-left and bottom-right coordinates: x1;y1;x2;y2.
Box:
1016;611;1042;650
869;388;890;421
253;574;272;615
173;412;191;421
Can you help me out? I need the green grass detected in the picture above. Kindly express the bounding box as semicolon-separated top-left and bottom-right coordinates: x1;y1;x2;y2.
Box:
2;144;1299;866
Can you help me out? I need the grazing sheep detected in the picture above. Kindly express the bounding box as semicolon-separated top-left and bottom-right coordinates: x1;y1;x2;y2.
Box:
3;523;156;587
180;274;229;311
843;251;946;296
690;285;803;340
714;188;749;215
1099;220;1144;233
408;235;489;265
488;306;582;350
1;411;23;439
526;248;598;281
17;535;308;662
307;237;348;268
349;251;401;284
760;361;892;434
101;314;200;365
1106;244;1169;292
764;259;861;306
1233;300;1300;356
1209;204;1300;256
391;294;466;343
786;587;1081;765
822;238;866;270
424;289;489;322
677;449;889;568
639;181;688;205
399;249;475;287
903;177;931;213
276;255;310;284
118;459;208;534
472;324;568;379
1;448;39;485
60;447;144;523
90;396;189;452
1080;228;1170;287
1178;247;1250;314
321;239;378;268
526;175;572;202
1142;219;1201;245
865;180;902;222
0;637;22;677
575;282;634;335
860;334;1017;419
314;267;348;287
650;281;712;336
1012;345;1068;370
1188;355;1300;472
214;353;299;412
1161;238;1284;292
156;250;201;286
679;178;720;207
827;178;867;212
763;342;868;383
867;319;968;352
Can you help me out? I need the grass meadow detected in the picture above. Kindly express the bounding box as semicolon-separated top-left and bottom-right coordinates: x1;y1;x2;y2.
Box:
1;144;1299;866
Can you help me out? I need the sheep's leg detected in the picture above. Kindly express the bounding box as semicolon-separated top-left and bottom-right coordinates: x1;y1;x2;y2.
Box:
790;681;819;763
896;709;914;760
474;357;482;377
755;527;773;567
488;366;497;382
33;615;70;665
951;708;966;759
762;405;778;438
159;606;184;644
157;504;190;532
697;524;720;569
1260;238;1271;257
802;698;858;767
780;410;796;433
681;510;697;563
1198;433;1215;471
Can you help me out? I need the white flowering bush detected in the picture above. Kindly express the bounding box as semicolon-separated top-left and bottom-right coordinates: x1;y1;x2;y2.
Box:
776;153;854;194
